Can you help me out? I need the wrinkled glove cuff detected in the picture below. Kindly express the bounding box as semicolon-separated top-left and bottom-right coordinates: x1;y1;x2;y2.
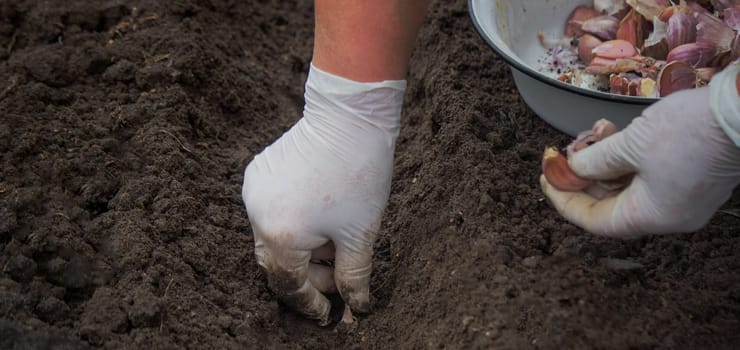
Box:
710;63;740;147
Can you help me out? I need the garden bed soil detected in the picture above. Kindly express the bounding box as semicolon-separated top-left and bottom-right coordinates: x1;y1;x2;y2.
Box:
2;0;740;349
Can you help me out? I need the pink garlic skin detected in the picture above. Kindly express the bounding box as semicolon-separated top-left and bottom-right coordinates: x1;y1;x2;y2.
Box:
725;7;740;31
666;11;697;50
667;42;717;67
581;15;621;40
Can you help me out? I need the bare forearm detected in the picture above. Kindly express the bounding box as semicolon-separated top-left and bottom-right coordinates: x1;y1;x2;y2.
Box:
313;0;430;82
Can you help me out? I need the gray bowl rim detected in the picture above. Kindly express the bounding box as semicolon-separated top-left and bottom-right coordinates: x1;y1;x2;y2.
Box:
468;0;659;105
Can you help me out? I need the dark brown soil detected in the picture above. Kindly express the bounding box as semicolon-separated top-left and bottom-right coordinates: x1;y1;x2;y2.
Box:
2;0;740;349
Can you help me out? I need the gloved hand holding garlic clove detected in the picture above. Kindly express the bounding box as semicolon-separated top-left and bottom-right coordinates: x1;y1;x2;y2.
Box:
540;63;740;238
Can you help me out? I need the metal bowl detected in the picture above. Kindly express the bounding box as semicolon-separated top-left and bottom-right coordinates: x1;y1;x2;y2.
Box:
469;0;659;136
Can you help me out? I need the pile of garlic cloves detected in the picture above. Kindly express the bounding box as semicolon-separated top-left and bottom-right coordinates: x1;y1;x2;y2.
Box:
539;0;739;97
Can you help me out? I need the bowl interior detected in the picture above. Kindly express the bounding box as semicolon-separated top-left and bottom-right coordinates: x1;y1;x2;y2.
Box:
470;0;657;103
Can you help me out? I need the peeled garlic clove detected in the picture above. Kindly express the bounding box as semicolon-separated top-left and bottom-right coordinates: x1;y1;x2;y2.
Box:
565;5;601;37
592;39;638;58
658;60;697;96
696;11;736;54
667;42;716;67
581;15;620;40
542;147;592;192
578;34;603;63
666;12;698;50
626;0;670;20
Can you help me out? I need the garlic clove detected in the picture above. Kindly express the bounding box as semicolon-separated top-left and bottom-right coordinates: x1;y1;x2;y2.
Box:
592;118;619;140
725;6;740;31
578;34;603;63
581;15;620;40
666;11;698;50
586;57;643;74
626;0;670;20
592;39;638;58
667;42;716;67
617;9;646;48
695;11;736;54
565;5;601;37
542;147;592;192
658;60;697;96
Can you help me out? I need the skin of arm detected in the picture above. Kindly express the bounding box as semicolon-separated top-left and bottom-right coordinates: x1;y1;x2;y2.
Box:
313;0;431;82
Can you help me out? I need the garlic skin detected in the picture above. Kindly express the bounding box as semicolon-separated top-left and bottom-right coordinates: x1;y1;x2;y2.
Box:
658;60;697;96
626;0;670;20
581;15;620;40
725;7;740;31
695;11;736;54
565;5;601;36
578;34;603;63
667;42;716;67
666;11;698;50
595;0;629;17
617;9;647;47
542;147;592;192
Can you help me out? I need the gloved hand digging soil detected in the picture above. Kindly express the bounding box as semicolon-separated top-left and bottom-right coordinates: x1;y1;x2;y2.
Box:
242;0;430;325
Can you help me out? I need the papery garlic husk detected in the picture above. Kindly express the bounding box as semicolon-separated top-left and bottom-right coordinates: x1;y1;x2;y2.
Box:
595;0;630;18
667;42;716;67
565;5;601;36
695;67;717;86
581;15;620;40
695;11;736;54
578;34;603;63
617;9;647;48
642;16;670;59
626;0;670;20
658;60;697;96
666;11;698;50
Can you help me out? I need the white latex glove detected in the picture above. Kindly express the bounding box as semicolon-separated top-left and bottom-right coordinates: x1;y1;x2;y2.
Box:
541;64;740;238
242;64;405;324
